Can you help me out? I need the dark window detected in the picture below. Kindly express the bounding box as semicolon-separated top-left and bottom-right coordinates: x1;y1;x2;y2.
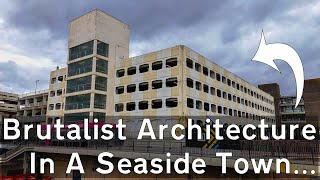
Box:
166;77;177;87
65;94;91;110
204;103;209;111
187;78;193;88
210;70;215;79
68;58;93;77
203;84;209;93
195;81;201;91
211;104;216;112
66;76;92;93
229;109;233;116
166;98;178;108
224;107;228;115
96;59;108;74
64;112;89;124
222;76;226;84
218;106;222;114
126;102;135;111
93;112;106;122
116;86;124;94
216;73;221;81
94;94;106;109
210;87;215;95
186;58;193;69
51;78;56;84
152;80;162;89
217;89;221;97
49;104;54;110
223;92;227;99
233;95;236;102
203;67;208;76
228;94;232;101
196;100;202;110
152;99;162;109
57;89;63;96
139;64;149;73
139;82;149;91
50;91;55;97
232;81;236;88
97;41;109;57
139;101;148;110
127;84;136;93
69;41;93;60
95;76;107;91
227;79;231;86
166;58;177;68
127;67;136;75
152;61;163;70
58;76;63;82
187;98;194;108
115;103;124;112
116;69;125;77
195;63;201;72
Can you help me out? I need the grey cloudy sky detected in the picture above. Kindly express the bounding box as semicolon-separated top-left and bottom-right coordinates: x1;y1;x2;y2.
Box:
0;0;319;95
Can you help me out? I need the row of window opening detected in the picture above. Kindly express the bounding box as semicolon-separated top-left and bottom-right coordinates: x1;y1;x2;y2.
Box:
115;98;178;112
116;58;178;77
186;58;273;105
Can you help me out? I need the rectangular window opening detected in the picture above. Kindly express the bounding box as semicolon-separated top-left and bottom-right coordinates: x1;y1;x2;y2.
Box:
166;58;178;68
166;98;178;108
139;82;149;91
152;80;162;89
152;61;163;70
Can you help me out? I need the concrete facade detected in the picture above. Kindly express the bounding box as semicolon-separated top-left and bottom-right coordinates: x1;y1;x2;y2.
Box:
0;91;18;139
0;91;18;118
64;9;130;123
16;90;48;124
114;45;275;137
46;67;67;124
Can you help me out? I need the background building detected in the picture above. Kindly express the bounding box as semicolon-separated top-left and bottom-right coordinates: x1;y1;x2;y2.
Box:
280;96;305;124
16;90;48;125
0;91;18;119
259;78;320;127
46;66;67;124
0;91;18;140
303;78;320;127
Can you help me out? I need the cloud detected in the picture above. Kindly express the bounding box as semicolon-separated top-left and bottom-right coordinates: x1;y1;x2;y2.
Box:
0;0;319;95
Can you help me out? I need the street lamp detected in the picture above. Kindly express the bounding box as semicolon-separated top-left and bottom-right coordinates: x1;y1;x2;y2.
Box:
35;80;39;94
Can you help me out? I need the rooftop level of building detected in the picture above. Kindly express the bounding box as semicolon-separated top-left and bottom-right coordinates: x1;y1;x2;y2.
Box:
119;45;274;102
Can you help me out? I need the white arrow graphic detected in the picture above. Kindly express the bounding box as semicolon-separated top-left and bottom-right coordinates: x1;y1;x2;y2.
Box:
252;31;304;108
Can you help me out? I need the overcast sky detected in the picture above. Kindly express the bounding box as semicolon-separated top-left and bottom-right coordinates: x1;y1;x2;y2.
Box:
0;0;319;95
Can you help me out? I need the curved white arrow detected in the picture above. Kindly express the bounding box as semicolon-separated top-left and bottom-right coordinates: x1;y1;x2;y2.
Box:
252;31;304;108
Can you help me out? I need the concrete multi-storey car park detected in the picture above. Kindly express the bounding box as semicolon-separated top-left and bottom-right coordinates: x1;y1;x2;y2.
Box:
60;9;275;128
114;45;275;133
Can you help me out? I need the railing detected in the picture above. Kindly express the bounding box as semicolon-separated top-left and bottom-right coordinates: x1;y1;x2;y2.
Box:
2;139;319;165
19;90;48;98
